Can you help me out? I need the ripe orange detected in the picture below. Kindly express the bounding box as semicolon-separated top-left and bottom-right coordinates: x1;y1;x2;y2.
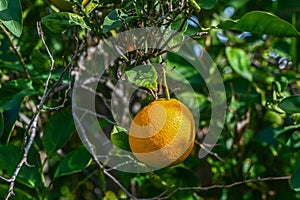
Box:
129;98;195;167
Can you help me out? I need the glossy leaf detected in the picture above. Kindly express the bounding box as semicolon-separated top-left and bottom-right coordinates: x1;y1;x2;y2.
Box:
278;95;300;114
225;47;252;81
125;65;158;90
41;12;89;33
43;109;75;155
103;9;128;33
54;146;92;178
0;0;23;37
291;165;300;192
257;124;300;146
0;79;37;111
1;105;20;144
275;124;300;145
218;11;300;37
0;145;42;188
110;125;131;152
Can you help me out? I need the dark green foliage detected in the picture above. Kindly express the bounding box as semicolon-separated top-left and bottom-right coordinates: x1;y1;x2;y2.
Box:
0;0;299;199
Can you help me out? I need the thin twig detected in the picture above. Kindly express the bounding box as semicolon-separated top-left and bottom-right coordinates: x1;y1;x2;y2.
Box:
0;22;31;79
195;141;226;163
154;176;291;200
0;22;56;200
4;115;38;200
72;112;136;199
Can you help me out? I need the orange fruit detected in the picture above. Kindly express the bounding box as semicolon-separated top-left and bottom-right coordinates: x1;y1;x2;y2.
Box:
129;98;195;167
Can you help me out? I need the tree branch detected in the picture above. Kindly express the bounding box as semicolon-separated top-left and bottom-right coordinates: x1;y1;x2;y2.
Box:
154;176;291;200
0;22;56;200
0;22;31;79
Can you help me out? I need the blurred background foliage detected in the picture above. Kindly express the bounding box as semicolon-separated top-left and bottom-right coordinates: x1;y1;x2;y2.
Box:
0;0;299;199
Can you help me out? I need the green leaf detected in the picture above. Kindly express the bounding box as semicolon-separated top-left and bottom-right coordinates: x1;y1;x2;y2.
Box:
171;14;188;33
30;48;50;72
83;0;98;14
0;0;23;37
0;79;37;111
41;12;89;33
291;165;300;192
188;0;201;13
103;191;118;200
103;9;128;33
166;52;205;87
275;124;300;144
197;0;217;9
225;78;260;106
257;124;300;146
0;61;25;72
0;145;42;188
54;146;92;178
110;125;130;151
125;65;158;90
225;47;252;81
218;11;300;37
278;95;300;114
47;0;74;12
0;184;32;200
176;91;209;112
0;112;3;139
1;105;20;144
43;109;75;155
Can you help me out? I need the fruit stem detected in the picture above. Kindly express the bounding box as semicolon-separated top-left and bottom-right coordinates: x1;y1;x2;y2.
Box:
162;64;170;100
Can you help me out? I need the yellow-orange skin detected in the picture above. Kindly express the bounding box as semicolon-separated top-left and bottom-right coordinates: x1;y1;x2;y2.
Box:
129;98;195;167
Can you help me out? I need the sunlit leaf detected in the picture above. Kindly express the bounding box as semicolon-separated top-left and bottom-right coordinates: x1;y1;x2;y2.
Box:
218;11;300;36
103;191;118;200
110;125;131;152
103;9;128;33
225;47;252;81
0;0;23;37
41;12;89;33
125;65;158;90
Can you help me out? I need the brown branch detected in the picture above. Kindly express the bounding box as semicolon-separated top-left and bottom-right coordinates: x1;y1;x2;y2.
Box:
0;22;31;79
154;176;291;200
195;141;226;163
0;22;56;200
3;114;39;200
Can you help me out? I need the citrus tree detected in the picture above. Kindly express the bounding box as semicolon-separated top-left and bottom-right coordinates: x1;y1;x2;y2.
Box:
0;0;300;199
